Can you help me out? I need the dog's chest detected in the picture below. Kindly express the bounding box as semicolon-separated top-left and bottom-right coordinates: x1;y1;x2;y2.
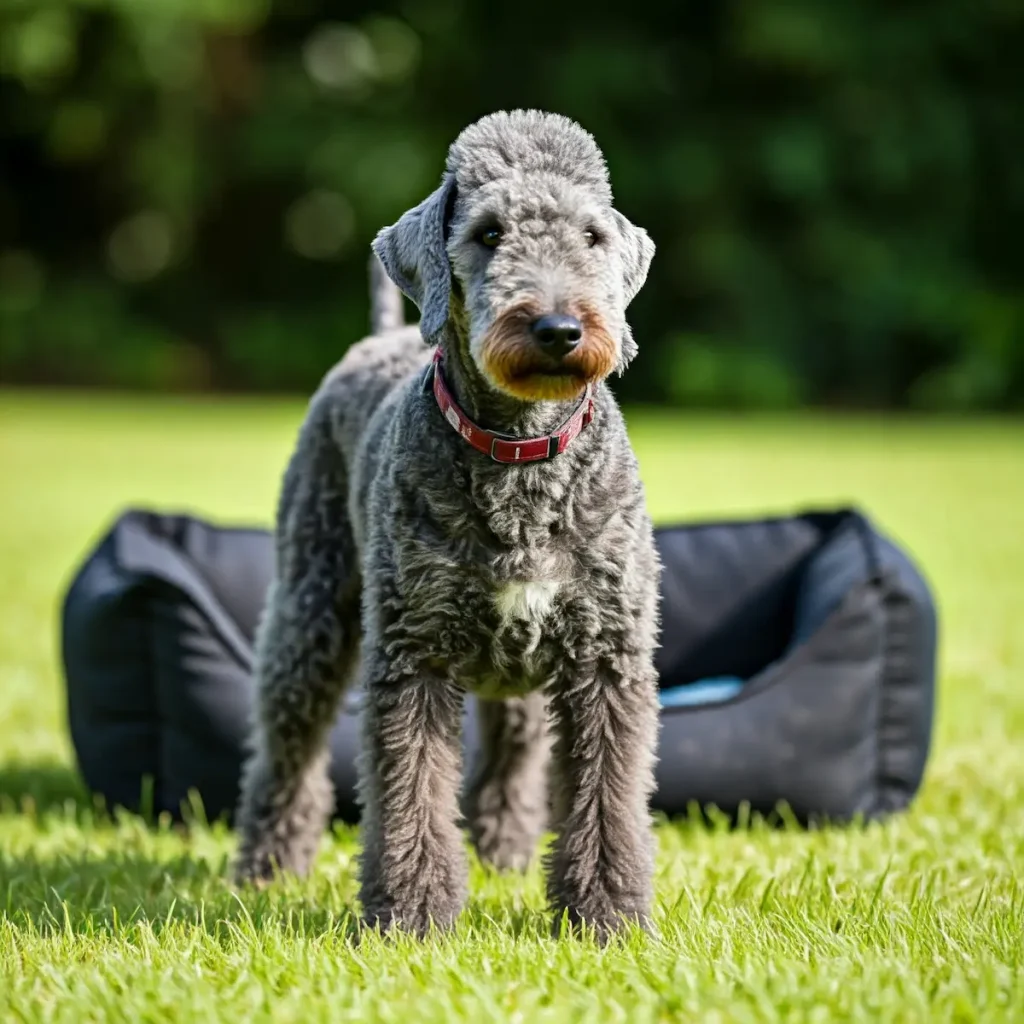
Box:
493;580;560;627
468;574;566;697
485;507;570;623
402;460;599;693
447;524;577;695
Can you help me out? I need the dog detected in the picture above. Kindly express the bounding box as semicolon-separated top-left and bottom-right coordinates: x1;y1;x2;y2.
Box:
234;109;661;941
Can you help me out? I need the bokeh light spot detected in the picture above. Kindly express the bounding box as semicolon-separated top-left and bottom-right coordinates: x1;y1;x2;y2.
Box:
107;211;175;283
284;190;355;260
303;24;377;93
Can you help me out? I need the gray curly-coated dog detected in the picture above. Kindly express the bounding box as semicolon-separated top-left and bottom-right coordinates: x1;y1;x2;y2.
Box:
234;109;661;940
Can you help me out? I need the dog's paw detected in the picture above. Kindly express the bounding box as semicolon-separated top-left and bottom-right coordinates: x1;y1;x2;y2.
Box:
550;904;655;945
473;835;538;874
359;903;460;940
232;835;318;887
231;850;281;888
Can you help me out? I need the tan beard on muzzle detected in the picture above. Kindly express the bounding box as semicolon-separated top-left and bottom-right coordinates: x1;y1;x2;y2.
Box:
479;304;619;401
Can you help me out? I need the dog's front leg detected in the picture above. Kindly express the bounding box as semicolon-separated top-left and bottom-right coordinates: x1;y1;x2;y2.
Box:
546;660;659;941
357;653;467;937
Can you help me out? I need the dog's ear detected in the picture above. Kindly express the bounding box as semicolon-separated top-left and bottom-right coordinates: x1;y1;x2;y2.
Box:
611;210;655;371
612;209;655;305
372;173;457;344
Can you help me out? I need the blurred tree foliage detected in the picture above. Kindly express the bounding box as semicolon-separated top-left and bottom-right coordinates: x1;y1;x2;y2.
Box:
1;0;1022;408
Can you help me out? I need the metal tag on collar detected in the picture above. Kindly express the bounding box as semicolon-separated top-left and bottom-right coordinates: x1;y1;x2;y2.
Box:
489;436;526;463
489;435;548;463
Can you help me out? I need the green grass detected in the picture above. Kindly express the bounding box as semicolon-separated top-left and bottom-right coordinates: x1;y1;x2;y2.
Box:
1;391;1023;1022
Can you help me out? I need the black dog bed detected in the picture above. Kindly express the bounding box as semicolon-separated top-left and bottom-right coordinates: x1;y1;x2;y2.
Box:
61;507;937;825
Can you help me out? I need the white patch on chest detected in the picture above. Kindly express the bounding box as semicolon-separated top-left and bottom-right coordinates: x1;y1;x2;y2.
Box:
494;580;560;627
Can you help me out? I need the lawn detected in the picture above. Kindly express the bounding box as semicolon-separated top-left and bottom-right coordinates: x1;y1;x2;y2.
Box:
1;392;1022;1022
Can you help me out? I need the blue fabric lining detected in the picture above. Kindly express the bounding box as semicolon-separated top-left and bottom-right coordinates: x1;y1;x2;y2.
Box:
659;676;745;707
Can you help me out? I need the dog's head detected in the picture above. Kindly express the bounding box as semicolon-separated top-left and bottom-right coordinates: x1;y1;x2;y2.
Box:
373;110;654;402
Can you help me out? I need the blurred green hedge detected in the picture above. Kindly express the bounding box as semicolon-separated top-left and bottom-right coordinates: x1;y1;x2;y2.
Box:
1;0;1022;408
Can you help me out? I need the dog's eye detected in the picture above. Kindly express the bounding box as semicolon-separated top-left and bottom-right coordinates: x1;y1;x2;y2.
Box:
583;229;599;248
476;226;503;249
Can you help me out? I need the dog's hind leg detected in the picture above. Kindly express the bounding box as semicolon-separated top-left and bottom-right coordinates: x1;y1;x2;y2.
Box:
465;693;549;872
234;396;360;884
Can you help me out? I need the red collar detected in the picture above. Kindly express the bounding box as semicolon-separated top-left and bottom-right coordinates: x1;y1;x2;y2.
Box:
430;348;594;463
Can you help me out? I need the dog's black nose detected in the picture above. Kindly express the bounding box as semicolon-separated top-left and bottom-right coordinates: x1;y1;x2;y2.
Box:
530;314;582;357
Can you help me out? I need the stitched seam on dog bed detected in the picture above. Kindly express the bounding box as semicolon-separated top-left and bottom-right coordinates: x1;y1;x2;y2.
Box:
853;514;933;820
115;514;255;674
62;548;165;813
847;514;890;821
653;506;859;535
875;582;922;815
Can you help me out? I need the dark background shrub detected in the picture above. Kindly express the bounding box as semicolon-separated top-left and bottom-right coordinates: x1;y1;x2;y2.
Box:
1;0;1021;408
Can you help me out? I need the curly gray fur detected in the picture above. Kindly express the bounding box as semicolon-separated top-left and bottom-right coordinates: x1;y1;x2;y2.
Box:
234;109;661;942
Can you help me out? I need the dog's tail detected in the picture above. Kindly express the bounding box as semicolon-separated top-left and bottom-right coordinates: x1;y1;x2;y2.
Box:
368;252;405;335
